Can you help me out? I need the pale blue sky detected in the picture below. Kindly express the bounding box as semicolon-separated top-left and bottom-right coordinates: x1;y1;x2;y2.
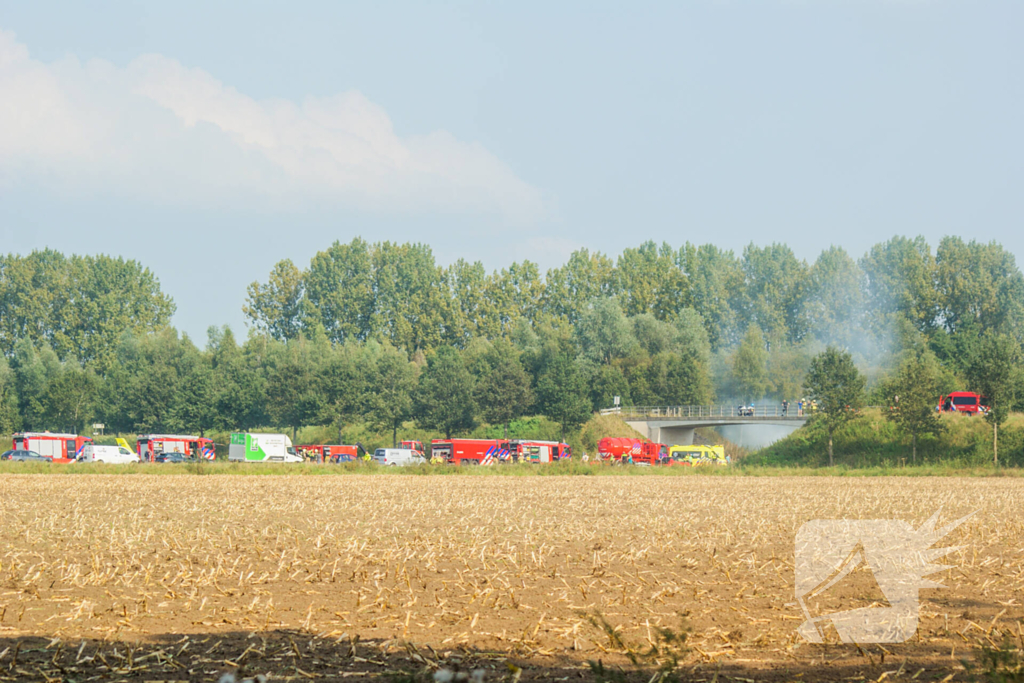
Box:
0;1;1021;340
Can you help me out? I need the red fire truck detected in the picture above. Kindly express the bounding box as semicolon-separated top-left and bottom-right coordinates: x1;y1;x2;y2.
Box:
297;444;365;463
938;392;988;416
431;438;510;465
401;440;425;457
136;434;216;462
597;437;666;465
510;440;572;463
12;432;93;463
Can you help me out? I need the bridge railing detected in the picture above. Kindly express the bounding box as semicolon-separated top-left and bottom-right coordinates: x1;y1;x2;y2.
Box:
599;404;806;419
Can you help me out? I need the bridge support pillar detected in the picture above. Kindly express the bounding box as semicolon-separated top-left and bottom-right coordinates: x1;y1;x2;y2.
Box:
626;421;695;446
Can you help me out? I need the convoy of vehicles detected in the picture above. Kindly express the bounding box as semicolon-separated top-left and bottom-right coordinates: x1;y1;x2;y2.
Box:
6;431;727;467
228;433;302;463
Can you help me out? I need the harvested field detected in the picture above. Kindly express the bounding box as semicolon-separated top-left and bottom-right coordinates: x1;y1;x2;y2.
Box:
0;475;1021;681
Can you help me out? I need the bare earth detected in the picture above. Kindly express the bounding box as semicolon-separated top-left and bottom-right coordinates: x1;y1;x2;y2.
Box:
0;474;1021;682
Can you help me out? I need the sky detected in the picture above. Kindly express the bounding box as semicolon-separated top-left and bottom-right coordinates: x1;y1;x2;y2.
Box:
0;1;1022;341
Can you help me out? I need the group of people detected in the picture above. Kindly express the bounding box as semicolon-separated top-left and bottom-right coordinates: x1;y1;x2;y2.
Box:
781;399;817;417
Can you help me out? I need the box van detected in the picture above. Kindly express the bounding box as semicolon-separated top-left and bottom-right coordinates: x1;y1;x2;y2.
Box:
373;448;425;467
79;444;140;464
228;433;303;463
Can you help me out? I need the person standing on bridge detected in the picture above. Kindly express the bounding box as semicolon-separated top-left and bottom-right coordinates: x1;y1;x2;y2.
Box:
782;400;789;416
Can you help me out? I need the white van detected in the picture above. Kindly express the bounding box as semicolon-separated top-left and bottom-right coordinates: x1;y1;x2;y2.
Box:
80;444;141;464
373;448;425;467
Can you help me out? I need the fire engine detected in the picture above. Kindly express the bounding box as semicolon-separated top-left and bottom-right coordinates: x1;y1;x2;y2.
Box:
938;392;988;416
401;440;425;456
597;437;666;465
136;434;216;462
430;439;508;465
296;444;366;463
12;432;93;463
509;440;572;463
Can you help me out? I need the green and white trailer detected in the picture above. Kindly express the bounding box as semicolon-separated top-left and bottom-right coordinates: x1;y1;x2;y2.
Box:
229;433;303;463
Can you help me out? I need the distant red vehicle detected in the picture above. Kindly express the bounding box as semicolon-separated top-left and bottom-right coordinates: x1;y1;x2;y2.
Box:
12;432;92;464
297;444;364;463
938;392;988;416
510;440;572;463
137;434;215;462
401;440;425;457
597;437;666;465
430;439;507;465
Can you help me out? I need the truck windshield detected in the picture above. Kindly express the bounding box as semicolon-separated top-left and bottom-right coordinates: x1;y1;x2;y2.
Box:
287;447;296;455
952;396;977;405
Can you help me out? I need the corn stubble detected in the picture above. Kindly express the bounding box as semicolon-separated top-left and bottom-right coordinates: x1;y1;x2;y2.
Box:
0;475;1020;681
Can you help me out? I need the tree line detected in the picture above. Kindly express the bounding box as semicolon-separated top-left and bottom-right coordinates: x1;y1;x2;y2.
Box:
0;236;1021;456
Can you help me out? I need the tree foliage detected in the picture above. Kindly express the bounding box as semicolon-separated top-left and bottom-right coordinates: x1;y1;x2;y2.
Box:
805;347;866;467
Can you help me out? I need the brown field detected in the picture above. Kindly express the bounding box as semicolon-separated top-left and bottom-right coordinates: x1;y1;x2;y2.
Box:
0;475;1021;682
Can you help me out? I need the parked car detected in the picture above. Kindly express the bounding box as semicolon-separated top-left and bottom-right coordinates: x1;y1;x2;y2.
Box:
78;444;140;464
153;452;195;463
373;448;426;466
1;449;52;462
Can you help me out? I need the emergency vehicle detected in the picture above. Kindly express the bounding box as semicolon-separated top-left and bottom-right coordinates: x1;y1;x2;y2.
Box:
596;437;666;465
136;434;216;462
510;440;572;463
12;432;92;464
401;440;425;456
938;392;988;416
666;444;728;466
297;444;365;463
430;439;509;465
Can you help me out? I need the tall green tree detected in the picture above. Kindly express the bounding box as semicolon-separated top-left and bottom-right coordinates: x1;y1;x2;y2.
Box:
415;346;477;439
859;236;938;335
537;351;592;443
0;250;174;367
577;297;638;364
543;249;614;325
934;237;1024;336
883;352;945;464
678;243;743;350
966;333;1019;466
0;358;19;433
264;336;327;441
474;340;534;438
739;243;808;344
243;259;307;341
805;347;865;467
804;246;865;348
366;343;417;446
613;241;684;319
732;326;769;401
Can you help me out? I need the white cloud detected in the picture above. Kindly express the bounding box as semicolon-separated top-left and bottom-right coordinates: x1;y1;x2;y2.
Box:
0;29;543;222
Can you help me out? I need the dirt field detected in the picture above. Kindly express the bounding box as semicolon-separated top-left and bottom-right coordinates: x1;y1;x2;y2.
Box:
0;475;1021;682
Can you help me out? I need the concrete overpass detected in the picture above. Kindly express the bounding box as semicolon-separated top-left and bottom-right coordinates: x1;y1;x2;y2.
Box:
604;405;809;450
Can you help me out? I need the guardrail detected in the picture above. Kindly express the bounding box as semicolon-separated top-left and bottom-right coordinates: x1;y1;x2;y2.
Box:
599;404;808;419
